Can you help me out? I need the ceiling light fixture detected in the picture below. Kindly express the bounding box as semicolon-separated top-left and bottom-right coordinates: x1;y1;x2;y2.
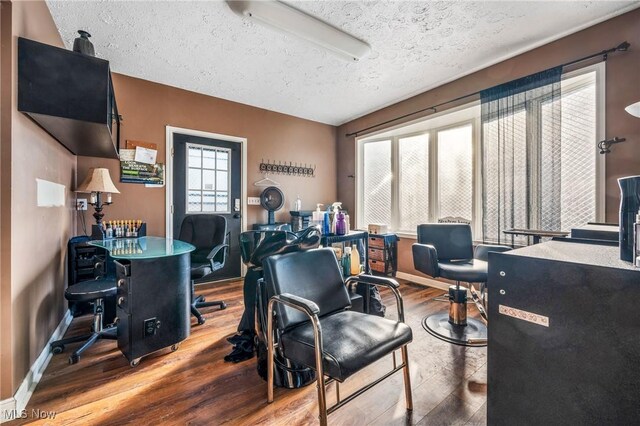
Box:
226;0;371;61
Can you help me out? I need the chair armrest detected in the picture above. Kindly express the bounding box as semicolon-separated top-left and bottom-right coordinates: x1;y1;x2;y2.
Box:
207;243;229;261
412;243;439;278
345;275;407;322
474;244;511;262
275;293;320;317
345;274;399;289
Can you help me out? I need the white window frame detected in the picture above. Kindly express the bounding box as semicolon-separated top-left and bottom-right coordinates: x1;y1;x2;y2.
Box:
185;142;232;214
356;62;605;238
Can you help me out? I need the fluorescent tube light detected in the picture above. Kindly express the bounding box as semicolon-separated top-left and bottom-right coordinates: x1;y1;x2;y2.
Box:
226;0;371;61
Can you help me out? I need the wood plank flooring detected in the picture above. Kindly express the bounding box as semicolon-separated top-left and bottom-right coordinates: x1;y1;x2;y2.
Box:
11;280;487;425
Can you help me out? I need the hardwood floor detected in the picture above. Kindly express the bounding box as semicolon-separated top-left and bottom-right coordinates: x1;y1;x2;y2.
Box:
12;280;487;425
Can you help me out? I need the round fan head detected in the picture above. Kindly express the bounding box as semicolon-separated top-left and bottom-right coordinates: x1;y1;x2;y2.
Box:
260;186;285;224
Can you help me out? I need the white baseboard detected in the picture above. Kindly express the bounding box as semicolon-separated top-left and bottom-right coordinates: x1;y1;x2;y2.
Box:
0;398;16;423
0;310;72;423
396;271;450;291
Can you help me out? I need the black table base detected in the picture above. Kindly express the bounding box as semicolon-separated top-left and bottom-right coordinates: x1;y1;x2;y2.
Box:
422;313;487;347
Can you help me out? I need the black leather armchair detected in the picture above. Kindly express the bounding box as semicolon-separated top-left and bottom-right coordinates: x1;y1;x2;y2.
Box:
179;215;230;325
263;248;413;425
412;224;510;346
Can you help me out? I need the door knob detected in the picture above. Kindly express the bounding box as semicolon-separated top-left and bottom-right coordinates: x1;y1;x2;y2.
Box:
234;213;241;219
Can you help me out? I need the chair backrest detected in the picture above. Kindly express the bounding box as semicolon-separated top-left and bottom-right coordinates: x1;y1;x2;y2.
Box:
179;215;227;263
416;223;473;261
263;248;351;330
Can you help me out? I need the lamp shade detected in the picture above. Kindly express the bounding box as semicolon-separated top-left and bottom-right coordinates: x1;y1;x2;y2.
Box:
76;167;120;193
625;101;640;118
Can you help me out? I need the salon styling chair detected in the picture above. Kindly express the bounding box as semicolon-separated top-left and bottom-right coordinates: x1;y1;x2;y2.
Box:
50;277;118;364
413;224;510;347
263;248;413;425
179;215;229;325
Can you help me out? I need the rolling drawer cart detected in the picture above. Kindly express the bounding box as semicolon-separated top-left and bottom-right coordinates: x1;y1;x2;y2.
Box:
368;233;399;277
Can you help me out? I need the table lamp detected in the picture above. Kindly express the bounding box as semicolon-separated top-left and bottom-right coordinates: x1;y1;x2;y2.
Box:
76;167;120;226
625;101;640;118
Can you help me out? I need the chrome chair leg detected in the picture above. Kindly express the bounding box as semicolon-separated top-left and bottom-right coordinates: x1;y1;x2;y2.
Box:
401;344;413;411
267;308;275;404
311;318;328;426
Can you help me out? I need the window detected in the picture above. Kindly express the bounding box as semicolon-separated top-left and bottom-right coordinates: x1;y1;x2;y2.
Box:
398;134;429;232
187;143;231;213
482;68;602;242
358;105;481;234
357;64;603;237
437;124;473;222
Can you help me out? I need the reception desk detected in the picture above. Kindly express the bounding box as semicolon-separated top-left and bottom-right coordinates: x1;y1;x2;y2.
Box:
90;237;195;366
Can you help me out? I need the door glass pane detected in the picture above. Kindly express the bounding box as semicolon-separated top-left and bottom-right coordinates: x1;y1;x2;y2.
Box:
362;140;392;227
203;170;215;191
186;144;231;214
438;124;473;223
216;193;229;212
216;171;228;191
188;146;201;168
188;168;201;190
203;148;216;169
217;151;229;170
399;134;429;232
187;191;201;212
202;191;216;212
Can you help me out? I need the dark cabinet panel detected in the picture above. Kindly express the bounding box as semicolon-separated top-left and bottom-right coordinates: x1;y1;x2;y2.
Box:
18;37;119;158
487;240;640;425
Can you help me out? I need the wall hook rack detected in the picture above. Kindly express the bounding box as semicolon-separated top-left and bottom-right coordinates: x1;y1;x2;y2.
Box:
258;159;316;177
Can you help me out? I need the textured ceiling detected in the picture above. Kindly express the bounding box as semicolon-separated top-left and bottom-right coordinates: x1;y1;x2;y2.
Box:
47;1;638;125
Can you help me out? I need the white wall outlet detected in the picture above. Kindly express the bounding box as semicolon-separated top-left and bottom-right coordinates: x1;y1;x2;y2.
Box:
248;197;261;206
76;198;88;210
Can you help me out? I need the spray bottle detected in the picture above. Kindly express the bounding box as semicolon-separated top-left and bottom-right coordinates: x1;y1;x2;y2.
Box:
330;202;342;235
336;208;347;236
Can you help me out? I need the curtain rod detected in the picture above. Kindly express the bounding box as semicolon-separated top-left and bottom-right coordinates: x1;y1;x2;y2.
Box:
345;41;630;138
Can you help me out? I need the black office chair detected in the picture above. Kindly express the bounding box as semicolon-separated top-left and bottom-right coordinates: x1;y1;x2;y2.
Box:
50;278;117;364
179;215;230;325
412;223;510;347
263;248;413;425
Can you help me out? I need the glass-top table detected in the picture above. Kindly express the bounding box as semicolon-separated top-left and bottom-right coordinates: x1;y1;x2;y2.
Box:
89;236;195;259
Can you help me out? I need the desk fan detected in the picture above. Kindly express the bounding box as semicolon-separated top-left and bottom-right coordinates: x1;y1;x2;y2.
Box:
260;186;285;225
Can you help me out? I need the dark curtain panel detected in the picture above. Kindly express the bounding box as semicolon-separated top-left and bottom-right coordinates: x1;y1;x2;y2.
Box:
481;67;562;245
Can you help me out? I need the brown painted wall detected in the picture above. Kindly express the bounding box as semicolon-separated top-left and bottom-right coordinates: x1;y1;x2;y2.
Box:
337;9;640;277
77;74;337;237
1;0;76;398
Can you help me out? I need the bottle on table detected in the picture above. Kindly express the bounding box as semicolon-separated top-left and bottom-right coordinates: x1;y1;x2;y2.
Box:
336;210;346;236
350;244;361;276
342;246;352;278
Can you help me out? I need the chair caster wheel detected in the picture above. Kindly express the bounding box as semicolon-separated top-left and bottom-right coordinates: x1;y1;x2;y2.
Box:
171;343;180;352
129;358;141;367
52;345;64;355
220;303;227;310
69;354;79;365
198;317;206;325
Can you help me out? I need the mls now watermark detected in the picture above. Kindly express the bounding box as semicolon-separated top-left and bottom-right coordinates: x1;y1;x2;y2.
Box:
1;408;57;421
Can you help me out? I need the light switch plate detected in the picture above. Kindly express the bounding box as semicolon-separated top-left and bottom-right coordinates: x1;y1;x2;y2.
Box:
248;197;261;206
